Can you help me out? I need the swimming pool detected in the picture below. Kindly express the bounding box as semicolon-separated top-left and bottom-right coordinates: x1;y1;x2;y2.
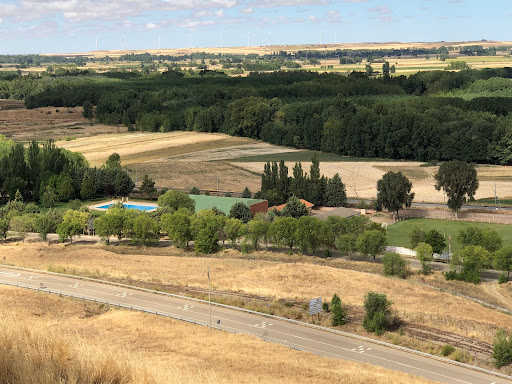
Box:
97;203;157;212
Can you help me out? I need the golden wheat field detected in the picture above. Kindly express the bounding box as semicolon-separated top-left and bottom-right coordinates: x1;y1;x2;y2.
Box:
1;244;509;345
0;285;435;384
237;161;512;203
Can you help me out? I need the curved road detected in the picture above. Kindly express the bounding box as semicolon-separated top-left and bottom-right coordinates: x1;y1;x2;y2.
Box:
0;266;510;384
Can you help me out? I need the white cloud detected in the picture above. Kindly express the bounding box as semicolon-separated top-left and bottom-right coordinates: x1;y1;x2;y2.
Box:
241;7;253;14
215;9;225;17
146;22;159;29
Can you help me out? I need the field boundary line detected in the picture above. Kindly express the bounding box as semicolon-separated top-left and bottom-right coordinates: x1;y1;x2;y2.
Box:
1;264;511;381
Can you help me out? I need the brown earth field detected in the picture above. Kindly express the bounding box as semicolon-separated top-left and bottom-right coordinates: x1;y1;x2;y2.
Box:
2;243;511;355
0;286;436;384
0;100;125;141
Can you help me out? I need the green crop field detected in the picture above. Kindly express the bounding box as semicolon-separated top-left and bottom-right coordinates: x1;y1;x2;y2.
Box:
386;218;512;253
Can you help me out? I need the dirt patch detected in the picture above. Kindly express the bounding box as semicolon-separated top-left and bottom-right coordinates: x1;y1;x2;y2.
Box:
0;104;125;141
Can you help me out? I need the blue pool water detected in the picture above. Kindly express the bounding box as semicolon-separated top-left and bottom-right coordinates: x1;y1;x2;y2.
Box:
97;203;157;211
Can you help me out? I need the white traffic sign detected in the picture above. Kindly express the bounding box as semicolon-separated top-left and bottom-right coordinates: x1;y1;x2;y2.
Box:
309;297;322;316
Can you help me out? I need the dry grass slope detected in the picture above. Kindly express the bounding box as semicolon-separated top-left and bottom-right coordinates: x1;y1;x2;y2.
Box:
0;286;434;384
1;244;510;346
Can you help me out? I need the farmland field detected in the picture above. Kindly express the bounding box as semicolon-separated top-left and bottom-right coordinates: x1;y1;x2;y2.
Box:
386;218;512;253
54;130;512;201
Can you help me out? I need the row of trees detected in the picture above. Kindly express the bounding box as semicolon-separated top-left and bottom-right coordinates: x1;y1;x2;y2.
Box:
0;137;134;203
259;156;346;207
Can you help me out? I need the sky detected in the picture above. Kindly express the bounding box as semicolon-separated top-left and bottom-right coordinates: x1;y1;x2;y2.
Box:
0;0;510;54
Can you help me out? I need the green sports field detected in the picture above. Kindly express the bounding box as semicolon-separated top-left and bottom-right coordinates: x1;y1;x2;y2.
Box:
386;218;512;253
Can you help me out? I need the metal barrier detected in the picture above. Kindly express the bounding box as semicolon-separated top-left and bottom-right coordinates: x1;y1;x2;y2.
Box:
1;264;511;381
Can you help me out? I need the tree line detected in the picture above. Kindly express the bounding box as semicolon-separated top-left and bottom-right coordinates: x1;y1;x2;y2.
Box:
4;68;512;164
0;138;134;204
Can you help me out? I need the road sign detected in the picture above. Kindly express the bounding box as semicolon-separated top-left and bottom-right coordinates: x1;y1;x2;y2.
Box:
474;351;478;357
309;297;322;316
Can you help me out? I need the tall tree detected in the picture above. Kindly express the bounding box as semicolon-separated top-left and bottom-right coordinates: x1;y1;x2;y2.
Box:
376;171;415;220
290;162;306;199
494;247;512;280
308;154;322;205
325;173;347;207
140;174;157;198
277;160;289;201
435;161;479;219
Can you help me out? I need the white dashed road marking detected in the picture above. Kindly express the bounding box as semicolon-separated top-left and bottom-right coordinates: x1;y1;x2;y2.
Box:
116;292;133;298
177;304;195;310
69;283;85;288
254;321;273;329
0;271;20;277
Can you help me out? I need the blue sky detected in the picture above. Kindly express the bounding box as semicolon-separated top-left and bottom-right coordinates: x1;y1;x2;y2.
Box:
0;0;509;54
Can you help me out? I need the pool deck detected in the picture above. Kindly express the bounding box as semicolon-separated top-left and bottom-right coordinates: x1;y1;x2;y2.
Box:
90;200;158;212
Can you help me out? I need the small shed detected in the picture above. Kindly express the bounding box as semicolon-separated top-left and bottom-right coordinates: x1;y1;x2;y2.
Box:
269;199;315;214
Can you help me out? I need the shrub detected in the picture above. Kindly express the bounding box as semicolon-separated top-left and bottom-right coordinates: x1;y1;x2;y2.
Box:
498;273;509;284
284;301;294;308
363;292;394;335
322;302;329;312
493;329;512;368
441;344;455;356
382;252;409;279
331;300;348;327
69;199;82;211
229;202;252;223
189;187;200;195
323;249;331;258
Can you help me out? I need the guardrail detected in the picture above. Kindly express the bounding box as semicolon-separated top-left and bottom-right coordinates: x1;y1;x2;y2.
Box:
1;264;511;382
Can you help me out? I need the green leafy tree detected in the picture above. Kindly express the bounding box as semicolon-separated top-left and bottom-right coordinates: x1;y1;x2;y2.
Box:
160;212;193;248
41;186;57;208
247;219;270;251
365;64;373;77
229;202;253;223
83;101;94;119
307;154;322;206
295;216;324;255
335;233;357;259
363;292;394;335
451;245;491;283
415;242;434;275
271;217;298;252
457;226;502;252
0;218;9;240
140;174;157;199
382;61;390;78
281;196;308;219
224;218;246;249
94;214;117;244
382;252;409;278
408;226;426;249
158;190;196;213
435;161;479;219
9;215;32;242
376;171;414;220
331;295;348;326
33;214;57;242
189;187;200;195
425;229;446;254
80;173;96;200
325;173;347;207
494;247;512;280
356;230;387;262
241;187;252;198
129;214;160;246
106;153;122;169
492;329;512;368
192;213;224;254
58;178;75;202
56;221;82;243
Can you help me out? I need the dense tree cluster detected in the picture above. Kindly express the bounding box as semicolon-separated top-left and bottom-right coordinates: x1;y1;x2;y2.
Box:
259;156;346;207
3;68;512;164
0;138;134;204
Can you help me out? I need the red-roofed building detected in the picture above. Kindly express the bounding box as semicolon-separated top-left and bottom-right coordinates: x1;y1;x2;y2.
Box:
268;199;314;214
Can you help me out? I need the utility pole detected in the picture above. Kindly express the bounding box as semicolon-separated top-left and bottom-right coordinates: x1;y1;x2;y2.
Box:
208;267;211;332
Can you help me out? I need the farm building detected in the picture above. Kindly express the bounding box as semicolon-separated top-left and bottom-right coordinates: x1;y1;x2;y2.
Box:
314;207;360;221
189;195;268;216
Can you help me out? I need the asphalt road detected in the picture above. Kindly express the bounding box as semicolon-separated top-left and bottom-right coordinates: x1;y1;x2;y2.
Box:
347;198;512;212
0;266;510;384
